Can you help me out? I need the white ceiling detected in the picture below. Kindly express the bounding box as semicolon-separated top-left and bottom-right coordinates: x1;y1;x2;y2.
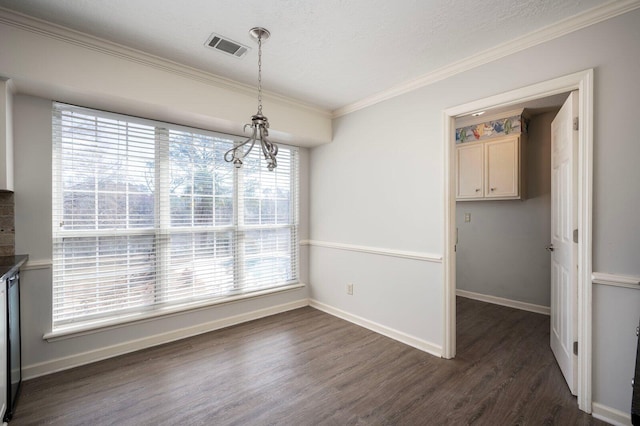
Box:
0;0;605;111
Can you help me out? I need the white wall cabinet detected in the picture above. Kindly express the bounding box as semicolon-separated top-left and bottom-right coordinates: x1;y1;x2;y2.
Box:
0;78;13;192
456;143;484;199
456;134;526;201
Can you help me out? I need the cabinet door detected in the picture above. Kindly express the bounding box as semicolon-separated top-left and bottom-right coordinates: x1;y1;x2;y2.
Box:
485;137;519;198
456;143;483;199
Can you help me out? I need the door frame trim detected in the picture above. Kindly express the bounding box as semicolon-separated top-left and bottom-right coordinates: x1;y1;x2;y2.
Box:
442;69;594;412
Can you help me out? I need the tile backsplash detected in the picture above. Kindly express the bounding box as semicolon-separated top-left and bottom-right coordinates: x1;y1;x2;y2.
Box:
0;192;14;256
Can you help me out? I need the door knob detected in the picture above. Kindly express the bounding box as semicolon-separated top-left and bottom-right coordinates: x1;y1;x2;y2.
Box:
546;244;554;252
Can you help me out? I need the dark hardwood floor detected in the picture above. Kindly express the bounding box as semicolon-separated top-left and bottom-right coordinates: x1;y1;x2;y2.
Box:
12;297;607;425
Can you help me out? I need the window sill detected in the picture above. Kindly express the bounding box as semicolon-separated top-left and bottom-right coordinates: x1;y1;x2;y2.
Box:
43;283;306;342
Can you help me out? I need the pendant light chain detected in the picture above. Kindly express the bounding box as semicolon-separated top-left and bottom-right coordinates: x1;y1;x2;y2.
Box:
223;27;277;171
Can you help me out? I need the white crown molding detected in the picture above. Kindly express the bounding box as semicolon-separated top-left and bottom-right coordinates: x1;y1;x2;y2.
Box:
300;239;442;263
332;0;640;118
0;7;331;118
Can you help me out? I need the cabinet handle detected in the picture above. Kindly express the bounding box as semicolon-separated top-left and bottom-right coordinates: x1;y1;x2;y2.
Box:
490;187;496;191
475;188;481;192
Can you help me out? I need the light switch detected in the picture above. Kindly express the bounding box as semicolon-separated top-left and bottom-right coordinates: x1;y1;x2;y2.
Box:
464;213;471;223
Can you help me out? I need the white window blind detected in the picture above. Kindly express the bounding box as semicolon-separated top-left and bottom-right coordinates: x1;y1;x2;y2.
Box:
52;103;299;330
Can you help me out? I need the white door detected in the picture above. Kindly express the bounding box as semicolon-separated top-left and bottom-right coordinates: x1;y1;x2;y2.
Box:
550;91;578;395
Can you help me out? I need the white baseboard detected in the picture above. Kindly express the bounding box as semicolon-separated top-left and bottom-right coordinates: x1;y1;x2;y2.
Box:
592;402;632;426
456;289;551;316
23;299;309;380
309;299;442;357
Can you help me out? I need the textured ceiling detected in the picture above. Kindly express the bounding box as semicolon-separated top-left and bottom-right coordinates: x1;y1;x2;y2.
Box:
0;0;605;111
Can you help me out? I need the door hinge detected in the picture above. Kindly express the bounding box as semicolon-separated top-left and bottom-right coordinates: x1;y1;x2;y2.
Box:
573;229;578;243
573;117;579;131
573;341;578;356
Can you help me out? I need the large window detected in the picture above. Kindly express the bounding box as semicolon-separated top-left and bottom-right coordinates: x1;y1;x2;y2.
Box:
52;103;299;331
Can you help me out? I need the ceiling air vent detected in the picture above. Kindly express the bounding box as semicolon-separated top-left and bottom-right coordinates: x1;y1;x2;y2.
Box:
205;33;250;58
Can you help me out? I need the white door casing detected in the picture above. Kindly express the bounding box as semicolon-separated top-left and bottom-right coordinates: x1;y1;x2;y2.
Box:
443;69;593;412
550;90;579;395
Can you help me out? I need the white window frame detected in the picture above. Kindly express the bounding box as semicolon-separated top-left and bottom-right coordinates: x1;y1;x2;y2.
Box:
50;103;300;335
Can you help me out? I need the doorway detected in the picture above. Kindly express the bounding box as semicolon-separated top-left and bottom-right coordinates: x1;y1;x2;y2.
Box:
442;70;594;412
453;99;564;316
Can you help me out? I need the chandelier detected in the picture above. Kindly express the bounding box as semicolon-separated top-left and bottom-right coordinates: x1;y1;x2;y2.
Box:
224;27;278;171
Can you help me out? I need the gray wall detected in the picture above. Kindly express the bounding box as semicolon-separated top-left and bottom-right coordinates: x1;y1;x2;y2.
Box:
310;9;640;414
456;111;556;307
13;94;311;376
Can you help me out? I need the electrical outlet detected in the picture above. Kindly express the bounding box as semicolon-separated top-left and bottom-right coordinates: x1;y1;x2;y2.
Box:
464;213;471;223
347;283;354;295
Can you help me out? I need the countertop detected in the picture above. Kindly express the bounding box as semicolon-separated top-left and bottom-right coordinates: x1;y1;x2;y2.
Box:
0;255;28;281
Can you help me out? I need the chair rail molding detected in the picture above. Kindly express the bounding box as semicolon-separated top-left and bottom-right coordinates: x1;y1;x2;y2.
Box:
592;272;640;290
22;259;52;271
300;239;442;263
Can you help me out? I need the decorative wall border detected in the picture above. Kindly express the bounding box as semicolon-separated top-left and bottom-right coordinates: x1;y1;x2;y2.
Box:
300;239;442;263
592;272;640;290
